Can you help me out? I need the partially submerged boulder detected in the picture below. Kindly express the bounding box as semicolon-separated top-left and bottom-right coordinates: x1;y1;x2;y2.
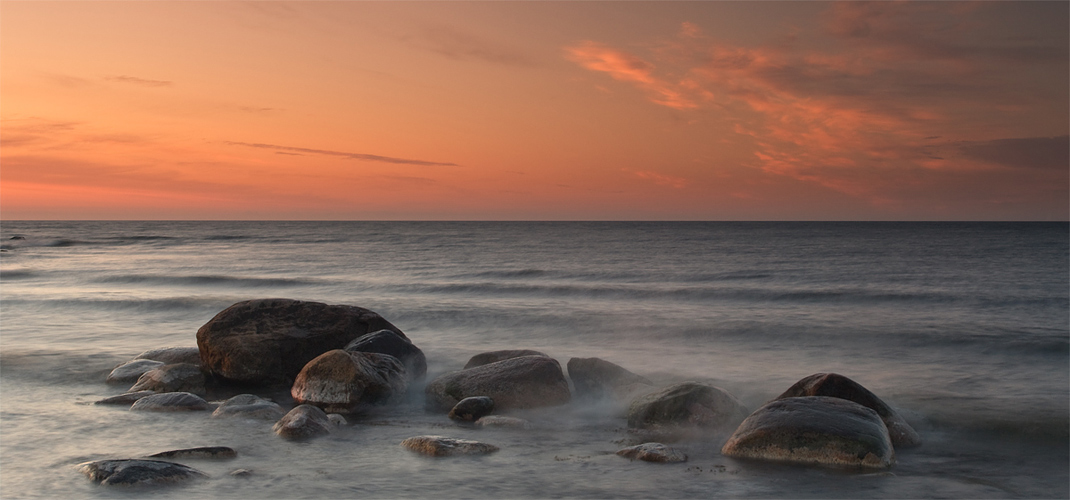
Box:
464;350;548;369
134;347;202;366
273;404;333;440
475;415;531;429
146;447;237;459
129;392;211;412
721;396;895;469
129;364;205;396
617;443;687;463
211;394;285;420
425;355;570;412
627;382;748;432
196;299;404;384
344;329;426;381
78;459;206;486
106;360;164;384
94;391;156;406
291;350;408;414
401;436;499;456
776;373;921;447
567;357;653;400
448;396;495;422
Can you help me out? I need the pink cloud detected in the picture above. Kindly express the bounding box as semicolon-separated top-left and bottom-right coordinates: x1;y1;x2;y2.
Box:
634;170;688;189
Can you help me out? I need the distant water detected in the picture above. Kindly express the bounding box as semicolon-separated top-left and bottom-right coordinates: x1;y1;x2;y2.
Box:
1;221;1067;499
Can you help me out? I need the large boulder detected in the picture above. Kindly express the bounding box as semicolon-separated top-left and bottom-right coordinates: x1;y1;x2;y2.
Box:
78;459;206;486
425;355;570;412
211;394;285;420
464;350;548;369
627;382;748;432
344;329;426;381
106;359;164;384
776;373;921;447
401;436;499;456
135;347;202;366
721;396;895;469
196;299;404;384
567;357;653;400
129;392;211;412
273;404;333;440
129;363;205;396
291;350;408;414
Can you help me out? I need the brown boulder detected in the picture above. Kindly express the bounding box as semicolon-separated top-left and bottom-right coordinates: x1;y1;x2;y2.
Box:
463;349;548;369
291;349;408;414
401;436;499;456
129;363;205;396
425;355;570;412
273;404;333;440
626;382;748;433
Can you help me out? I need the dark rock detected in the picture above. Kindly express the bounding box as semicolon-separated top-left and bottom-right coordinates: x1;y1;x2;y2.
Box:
147;447;237;459
617;443;688;463
273;404;333;440
211;394;285;420
567;357;653;400
9;236;25;240
129;392;211;412
722;396;895;469
448;396;494;422
425;355;570;412
291;349;408;414
129;363;205;396
196;299;404;384
77;459;206;486
344;329;426;381
776;373;921;448
464;349;548;369
474;415;531;429
106;360;164;384
94;391;156;406
626;382;748;432
401;436;499;456
134;347;202;366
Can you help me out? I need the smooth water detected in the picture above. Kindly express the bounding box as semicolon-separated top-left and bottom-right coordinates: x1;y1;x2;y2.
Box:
1;221;1067;498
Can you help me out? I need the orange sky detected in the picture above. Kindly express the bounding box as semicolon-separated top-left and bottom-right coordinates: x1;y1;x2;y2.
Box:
2;1;1067;220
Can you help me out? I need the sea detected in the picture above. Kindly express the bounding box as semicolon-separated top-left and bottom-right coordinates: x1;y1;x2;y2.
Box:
0;221;1066;499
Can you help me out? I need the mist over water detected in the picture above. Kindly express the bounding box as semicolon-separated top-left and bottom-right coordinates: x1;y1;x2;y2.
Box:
1;221;1067;498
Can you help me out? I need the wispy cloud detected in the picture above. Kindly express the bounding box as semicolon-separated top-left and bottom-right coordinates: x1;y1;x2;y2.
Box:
564;41;702;110
634;170;688;189
104;75;173;87
410;25;534;66
226;141;459;167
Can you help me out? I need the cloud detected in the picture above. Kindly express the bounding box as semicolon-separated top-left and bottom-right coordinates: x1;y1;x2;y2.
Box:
564;41;702;110
959;136;1070;170
104;75;173;87
634;170;688;189
226;141;459;167
410;26;534;66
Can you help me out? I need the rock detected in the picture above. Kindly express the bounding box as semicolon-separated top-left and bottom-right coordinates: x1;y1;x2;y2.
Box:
721;396;895;469
617;443;688;463
106;359;164;384
129;392;211;412
776;373;921;448
425;355;570;412
401;436;500;456
134;347;202;366
129;363;205;396
147;447;237;459
230;469;252;477
474;415;531;429
448;396;495;422
211;394;285;420
627;382;748;432
344;329;426;381
273;404;333;440
78;459;206;486
291;350;408;414
567;357;653;400
196;299;404;384
464;350;548;369
94;391;156;406
328;414;347;426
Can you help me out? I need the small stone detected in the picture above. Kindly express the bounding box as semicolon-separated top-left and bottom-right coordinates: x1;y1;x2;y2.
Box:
617;442;688;463
474;416;531;429
147;447;237;459
448;396;495;422
401;435;500;456
129;392;211;412
78;459;206;486
211;394;285;420
94;391;157;406
273;404;333;440
106;360;164;384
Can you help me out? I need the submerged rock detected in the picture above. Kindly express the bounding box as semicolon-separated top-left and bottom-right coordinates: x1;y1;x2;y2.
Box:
94;391;157;406
134;347;202;366
617;443;688;463
197;299;404;384
129;392;211;412
291;349;408;414
626;382;748;432
273;404;333;440
776;373;921;448
78;459;206;486
401;436;499;456
474;415;531;429
106;360;164;384
464;350;548;369
344;329;427;381
567;357;653;401
147;447;237;459
448;396;495;422
129;363;205;396
721;396;895;469
211;394;285;420
425;355;570;412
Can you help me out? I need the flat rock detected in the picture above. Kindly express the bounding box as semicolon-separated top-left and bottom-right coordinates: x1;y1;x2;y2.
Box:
273;404;333;440
291;349;408;414
776;373;921;448
211;394;285;420
721;396;895;469
78;459;206;486
627;382;748;432
464;349;548;369
129;363;205;396
401;436;499;456
147;447;237;459
106;360;164;384
129;392;211;412
448;396;495;422
474;415;531;429
567;357;653;400
94;391;156;406
344;329;426;381
425;355;570;412
134;347;202;366
617;442;688;463
197;299;404;384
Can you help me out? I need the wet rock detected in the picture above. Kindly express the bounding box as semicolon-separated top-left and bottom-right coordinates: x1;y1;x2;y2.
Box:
129;392;211;412
448;396;495;422
464;349;548;369
129;363;205;396
617;443;688;463
197;299;404;384
291;349;408;414
273;404;333;440
94;391;156;406
627;382;748;432
344;329;426;381
78;459;206;486
401;435;499;456
567;357;653;400
475;415;531;429
211;394;285;420
147;447;237;459
106;359;164;384
776;373;921;448
425;355;570;412
230;469;252;477
134;347;202;366
328;414;347;426
721;396;895;469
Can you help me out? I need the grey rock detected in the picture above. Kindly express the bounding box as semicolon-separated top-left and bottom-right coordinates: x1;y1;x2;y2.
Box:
721;396;895;469
627;382;748;432
617;443;688;463
273;404;332;440
567;357;653;400
291;349;408;414
211;394;285;420
94;391;156;406
448;396;495;422
401;435;499;456
464;349;548;369
106;360;164;384
344;329;426;381
77;459;206;486
425;355;570;412
134;347;202;366
474;415;531;429
230;469;252;477
130;363;205;396
129;392;211;412
327;414;347;426
147;447;236;459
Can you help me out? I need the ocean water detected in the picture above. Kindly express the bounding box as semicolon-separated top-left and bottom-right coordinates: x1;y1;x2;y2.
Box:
0;221;1066;499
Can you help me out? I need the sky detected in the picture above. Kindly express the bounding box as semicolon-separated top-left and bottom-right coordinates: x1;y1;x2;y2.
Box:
2;1;1067;221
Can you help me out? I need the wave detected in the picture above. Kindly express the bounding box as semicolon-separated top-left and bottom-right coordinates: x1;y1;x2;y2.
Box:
93;274;320;287
2;296;239;314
